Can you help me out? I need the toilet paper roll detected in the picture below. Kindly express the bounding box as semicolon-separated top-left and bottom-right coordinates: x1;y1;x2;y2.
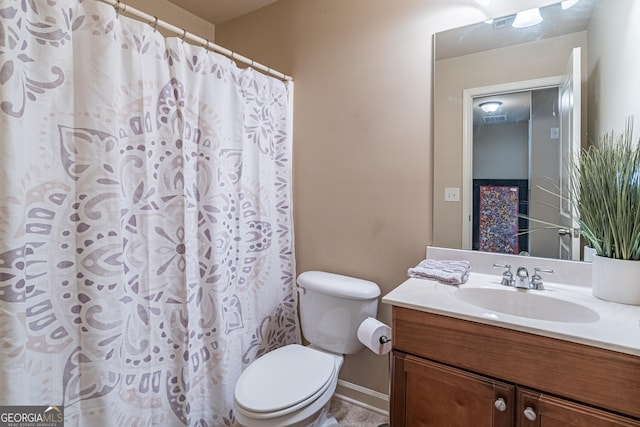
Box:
357;317;392;355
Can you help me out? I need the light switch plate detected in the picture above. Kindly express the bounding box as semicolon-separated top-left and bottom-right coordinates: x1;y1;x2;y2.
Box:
444;187;460;202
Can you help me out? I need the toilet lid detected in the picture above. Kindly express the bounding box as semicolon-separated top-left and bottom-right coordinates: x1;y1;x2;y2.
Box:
234;344;336;414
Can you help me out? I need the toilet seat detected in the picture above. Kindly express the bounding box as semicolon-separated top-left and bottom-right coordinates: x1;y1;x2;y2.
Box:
234;344;336;419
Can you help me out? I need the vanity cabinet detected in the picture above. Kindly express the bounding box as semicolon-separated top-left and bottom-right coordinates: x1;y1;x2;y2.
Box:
393;352;513;426
390;307;640;427
516;389;640;427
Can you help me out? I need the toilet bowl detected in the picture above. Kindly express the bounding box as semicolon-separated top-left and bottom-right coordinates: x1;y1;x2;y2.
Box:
234;271;380;427
234;344;343;427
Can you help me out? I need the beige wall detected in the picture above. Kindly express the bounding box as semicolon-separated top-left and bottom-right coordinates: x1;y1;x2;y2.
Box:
215;0;561;408
126;0;215;41
587;0;640;139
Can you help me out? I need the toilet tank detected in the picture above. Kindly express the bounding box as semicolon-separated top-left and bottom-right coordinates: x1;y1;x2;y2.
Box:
297;271;380;355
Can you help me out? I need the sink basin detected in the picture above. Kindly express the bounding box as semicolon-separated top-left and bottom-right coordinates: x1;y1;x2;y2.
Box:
454;287;600;323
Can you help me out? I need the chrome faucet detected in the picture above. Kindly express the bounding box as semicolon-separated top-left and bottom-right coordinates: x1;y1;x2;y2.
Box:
494;264;553;290
515;267;529;289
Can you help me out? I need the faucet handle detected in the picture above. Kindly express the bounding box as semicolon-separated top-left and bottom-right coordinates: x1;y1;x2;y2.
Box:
493;264;514;287
530;268;554;290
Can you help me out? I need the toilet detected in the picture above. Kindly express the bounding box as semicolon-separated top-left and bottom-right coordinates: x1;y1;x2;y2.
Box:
234;271;381;427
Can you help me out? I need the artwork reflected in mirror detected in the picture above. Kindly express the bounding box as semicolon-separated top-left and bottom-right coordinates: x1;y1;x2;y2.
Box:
473;179;528;255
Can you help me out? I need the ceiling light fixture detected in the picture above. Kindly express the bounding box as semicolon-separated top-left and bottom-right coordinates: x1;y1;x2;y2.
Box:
512;8;543;28
561;0;581;10
479;101;502;113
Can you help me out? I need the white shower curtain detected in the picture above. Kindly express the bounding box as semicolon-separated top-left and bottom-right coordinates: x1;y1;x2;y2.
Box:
0;0;300;425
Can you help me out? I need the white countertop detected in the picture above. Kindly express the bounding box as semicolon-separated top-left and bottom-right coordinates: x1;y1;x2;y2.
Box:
383;273;640;356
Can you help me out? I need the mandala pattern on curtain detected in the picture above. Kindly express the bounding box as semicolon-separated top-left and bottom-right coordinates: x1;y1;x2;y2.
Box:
0;1;300;425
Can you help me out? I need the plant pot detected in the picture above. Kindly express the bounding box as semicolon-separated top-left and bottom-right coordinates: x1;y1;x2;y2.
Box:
592;255;640;305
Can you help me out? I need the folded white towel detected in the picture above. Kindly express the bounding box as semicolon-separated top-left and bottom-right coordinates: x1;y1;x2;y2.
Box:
408;259;471;285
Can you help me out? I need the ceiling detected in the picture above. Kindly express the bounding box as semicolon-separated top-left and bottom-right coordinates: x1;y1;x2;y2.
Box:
435;0;597;60
167;0;279;25
473;91;533;126
439;0;597;126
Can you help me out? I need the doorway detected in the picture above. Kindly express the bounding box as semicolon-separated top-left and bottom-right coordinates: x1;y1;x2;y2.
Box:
461;78;564;258
474;88;561;257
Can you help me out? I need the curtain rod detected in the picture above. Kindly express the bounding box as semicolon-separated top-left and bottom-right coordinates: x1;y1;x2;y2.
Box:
96;0;292;82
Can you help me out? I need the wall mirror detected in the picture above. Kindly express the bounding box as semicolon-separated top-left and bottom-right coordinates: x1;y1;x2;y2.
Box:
432;0;640;261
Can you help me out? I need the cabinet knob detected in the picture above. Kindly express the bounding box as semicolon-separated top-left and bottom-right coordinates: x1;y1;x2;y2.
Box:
494;397;507;412
523;406;537;421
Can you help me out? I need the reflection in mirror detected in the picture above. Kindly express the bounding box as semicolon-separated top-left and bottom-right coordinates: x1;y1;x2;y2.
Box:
472;84;571;259
432;0;640;261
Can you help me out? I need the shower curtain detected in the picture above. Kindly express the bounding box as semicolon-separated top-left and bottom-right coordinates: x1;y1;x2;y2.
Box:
0;0;300;425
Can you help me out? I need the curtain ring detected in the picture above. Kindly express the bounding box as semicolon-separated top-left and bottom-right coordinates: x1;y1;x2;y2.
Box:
180;28;187;42
115;0;120;17
152;16;158;32
203;39;210;54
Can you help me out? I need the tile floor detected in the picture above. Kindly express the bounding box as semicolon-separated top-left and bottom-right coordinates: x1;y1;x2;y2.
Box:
330;397;389;427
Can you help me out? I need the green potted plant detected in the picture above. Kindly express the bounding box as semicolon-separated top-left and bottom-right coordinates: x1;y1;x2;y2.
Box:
575;119;640;305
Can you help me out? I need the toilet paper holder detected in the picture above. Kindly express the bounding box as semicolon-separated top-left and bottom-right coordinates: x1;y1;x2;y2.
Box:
357;317;392;355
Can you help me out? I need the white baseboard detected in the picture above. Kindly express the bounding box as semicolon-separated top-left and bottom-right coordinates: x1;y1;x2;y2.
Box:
334;379;389;416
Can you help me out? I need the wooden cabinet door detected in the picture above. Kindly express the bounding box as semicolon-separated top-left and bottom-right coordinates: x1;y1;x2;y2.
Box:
517;388;640;427
391;351;514;427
